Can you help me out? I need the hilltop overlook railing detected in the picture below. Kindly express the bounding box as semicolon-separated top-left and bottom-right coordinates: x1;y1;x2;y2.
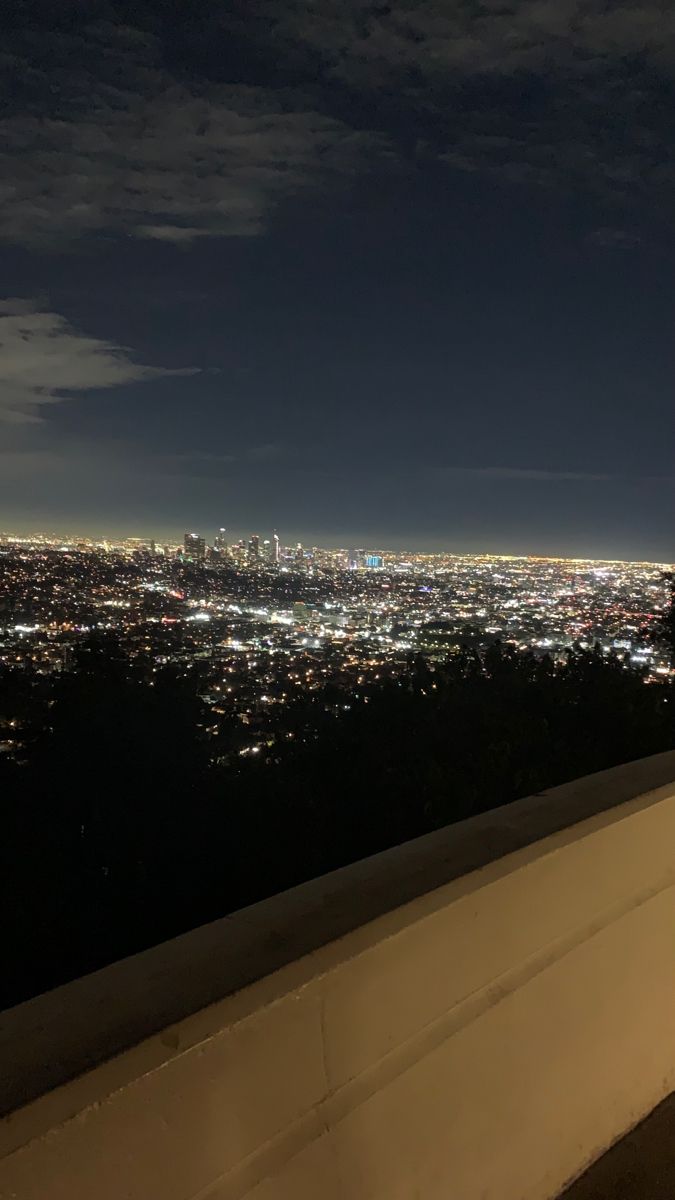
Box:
2;750;675;1200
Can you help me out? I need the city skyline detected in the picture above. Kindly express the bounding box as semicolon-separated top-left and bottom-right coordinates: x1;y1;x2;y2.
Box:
1;524;672;569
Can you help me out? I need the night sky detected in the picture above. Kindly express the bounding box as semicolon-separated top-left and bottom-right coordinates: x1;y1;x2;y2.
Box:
2;0;674;559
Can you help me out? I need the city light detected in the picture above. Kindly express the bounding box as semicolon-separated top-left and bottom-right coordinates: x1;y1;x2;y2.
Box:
0;527;671;766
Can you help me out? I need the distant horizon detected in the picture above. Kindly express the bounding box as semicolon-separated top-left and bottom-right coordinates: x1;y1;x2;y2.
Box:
1;524;672;569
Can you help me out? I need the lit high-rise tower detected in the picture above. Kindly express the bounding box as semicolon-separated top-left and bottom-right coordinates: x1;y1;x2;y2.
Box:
184;532;206;561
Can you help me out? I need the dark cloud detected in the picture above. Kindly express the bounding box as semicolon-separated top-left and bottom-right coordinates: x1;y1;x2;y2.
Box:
156;446;287;477
255;0;675;217
0;19;382;247
587;227;642;248
282;0;675;80
247;443;286;462
4;4;675;248
434;466;614;482
0;299;198;423
152;454;235;482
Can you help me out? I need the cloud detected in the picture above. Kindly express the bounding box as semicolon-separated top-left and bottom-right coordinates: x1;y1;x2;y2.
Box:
262;0;675;212
5;4;675;247
435;466;613;482
247;443;285;462
156;444;286;476
0;22;382;247
288;0;675;81
587;227;642;249
157;452;236;479
0;299;198;423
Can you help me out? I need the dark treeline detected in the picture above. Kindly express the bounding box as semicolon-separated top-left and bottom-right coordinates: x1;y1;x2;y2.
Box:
1;637;674;1009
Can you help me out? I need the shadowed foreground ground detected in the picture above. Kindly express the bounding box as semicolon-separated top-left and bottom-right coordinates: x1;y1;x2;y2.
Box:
563;1093;675;1198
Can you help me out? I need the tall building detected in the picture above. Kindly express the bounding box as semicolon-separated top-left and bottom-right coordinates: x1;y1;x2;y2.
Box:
263;539;272;560
293;600;310;625
273;530;280;564
184;532;206;561
214;528;227;552
248;534;260;562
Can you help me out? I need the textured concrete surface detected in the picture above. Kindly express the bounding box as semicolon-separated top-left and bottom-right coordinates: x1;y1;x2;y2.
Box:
563;1093;675;1198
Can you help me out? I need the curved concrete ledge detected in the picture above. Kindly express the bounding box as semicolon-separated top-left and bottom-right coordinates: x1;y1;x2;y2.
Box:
2;749;675;1199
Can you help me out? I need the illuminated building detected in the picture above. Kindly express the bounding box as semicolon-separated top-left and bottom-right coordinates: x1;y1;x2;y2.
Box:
183;533;206;561
293;601;310;624
366;555;383;568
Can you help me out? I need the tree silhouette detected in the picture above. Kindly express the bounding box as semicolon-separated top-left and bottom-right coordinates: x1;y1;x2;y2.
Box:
2;637;674;1010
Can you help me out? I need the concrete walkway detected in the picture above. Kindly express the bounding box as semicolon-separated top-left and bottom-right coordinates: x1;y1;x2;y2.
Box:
562;1094;675;1198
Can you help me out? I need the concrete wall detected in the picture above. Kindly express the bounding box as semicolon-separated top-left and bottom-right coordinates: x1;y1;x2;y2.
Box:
2;750;675;1200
